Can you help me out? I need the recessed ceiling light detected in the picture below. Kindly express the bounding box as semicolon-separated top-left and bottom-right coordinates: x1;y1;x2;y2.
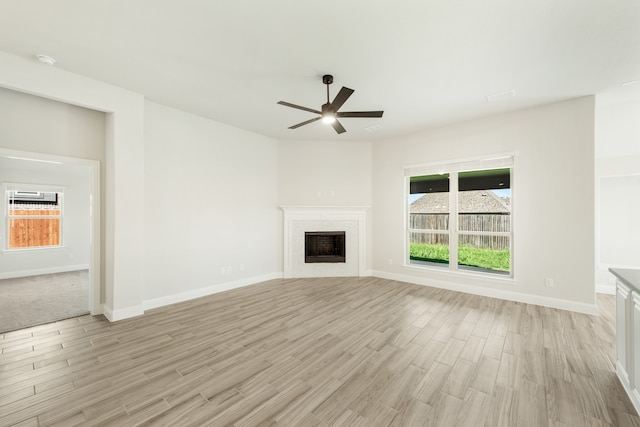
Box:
487;89;515;103
35;54;56;66
622;80;639;87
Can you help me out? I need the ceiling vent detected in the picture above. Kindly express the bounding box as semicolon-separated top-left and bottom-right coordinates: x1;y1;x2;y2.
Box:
36;54;56;65
364;124;382;132
486;89;515;103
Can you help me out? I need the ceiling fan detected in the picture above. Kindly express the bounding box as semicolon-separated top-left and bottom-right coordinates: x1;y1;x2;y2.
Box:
277;74;383;134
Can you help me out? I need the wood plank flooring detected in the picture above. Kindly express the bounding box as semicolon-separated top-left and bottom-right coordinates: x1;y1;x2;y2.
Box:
1;277;638;426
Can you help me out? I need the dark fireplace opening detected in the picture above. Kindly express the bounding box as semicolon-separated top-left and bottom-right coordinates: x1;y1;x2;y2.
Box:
305;231;346;263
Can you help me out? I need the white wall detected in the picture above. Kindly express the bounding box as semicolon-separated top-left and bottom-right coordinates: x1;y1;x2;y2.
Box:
595;84;640;292
372;97;596;312
277;140;373;272
0;87;106;160
278;140;373;206
595;86;640;159
0;158;91;278
142;101;280;307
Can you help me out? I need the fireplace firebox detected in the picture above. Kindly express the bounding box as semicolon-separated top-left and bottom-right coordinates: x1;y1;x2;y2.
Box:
305;231;346;263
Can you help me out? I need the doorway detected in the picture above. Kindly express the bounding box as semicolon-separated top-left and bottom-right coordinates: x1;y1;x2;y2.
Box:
0;151;100;333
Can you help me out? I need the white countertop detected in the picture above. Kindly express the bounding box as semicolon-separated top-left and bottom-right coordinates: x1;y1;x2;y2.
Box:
610;268;640;293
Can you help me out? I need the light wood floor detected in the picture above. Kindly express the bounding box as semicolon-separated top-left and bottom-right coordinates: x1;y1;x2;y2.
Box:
0;277;638;426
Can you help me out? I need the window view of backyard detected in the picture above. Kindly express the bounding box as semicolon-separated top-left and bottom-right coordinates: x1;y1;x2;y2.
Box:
6;189;63;250
409;173;450;266
408;168;511;275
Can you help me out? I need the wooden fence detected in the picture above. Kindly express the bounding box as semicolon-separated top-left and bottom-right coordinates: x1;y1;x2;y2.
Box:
7;209;61;249
410;213;510;250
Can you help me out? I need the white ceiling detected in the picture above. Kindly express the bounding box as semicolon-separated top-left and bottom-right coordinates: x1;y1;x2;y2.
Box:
1;0;639;141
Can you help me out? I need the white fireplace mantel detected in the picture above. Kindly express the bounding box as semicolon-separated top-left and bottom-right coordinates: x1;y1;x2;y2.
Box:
281;206;369;278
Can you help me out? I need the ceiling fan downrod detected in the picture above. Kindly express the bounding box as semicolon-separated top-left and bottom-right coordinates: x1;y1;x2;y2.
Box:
323;74;333;105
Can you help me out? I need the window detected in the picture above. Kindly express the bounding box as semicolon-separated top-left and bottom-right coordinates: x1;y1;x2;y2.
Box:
406;157;512;276
5;187;63;250
409;173;450;265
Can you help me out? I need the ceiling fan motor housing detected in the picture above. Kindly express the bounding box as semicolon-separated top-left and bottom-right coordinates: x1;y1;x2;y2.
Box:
322;74;333;85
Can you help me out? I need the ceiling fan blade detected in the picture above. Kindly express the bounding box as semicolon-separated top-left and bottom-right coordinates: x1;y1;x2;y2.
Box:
338;111;384;118
331;119;347;134
288;116;321;129
277;101;321;115
330;87;354;112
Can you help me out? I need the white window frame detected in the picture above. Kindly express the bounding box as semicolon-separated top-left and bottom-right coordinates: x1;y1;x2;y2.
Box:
4;183;65;251
404;155;514;278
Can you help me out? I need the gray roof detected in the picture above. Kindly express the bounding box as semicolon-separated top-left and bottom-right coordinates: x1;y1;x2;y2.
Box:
410;190;510;214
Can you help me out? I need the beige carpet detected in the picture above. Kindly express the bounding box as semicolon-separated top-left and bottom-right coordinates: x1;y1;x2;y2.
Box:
0;270;89;333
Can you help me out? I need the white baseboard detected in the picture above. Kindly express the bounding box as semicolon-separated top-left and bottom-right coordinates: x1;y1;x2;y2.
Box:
102;303;144;322
142;272;283;311
0;264;90;280
372;270;598;315
103;269;599;322
596;284;616;295
101;304;114;322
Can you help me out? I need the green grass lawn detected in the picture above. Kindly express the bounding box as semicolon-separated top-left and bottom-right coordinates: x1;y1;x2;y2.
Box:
410;243;510;271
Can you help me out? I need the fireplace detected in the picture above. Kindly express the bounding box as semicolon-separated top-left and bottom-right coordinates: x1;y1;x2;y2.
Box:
281;206;367;278
305;231;346;263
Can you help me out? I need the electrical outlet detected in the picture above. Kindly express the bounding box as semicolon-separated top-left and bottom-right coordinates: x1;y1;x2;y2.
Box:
544;278;554;288
387;259;393;266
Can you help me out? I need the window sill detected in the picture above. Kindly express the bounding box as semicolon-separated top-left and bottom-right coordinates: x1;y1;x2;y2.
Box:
404;260;515;283
2;246;66;254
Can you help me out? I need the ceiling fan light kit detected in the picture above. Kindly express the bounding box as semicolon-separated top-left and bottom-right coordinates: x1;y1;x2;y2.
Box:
278;74;383;134
321;114;336;124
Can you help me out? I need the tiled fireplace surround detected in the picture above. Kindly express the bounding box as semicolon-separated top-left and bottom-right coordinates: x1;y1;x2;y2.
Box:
281;206;368;278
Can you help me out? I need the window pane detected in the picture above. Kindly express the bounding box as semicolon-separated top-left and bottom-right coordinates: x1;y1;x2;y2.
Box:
409;212;449;231
9;218;61;248
458;235;510;273
409;232;449;265
458;210;510;232
458;169;510;232
8;208;61;216
457;168;511;274
409;173;450;231
6;189;63;249
410;174;450;194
